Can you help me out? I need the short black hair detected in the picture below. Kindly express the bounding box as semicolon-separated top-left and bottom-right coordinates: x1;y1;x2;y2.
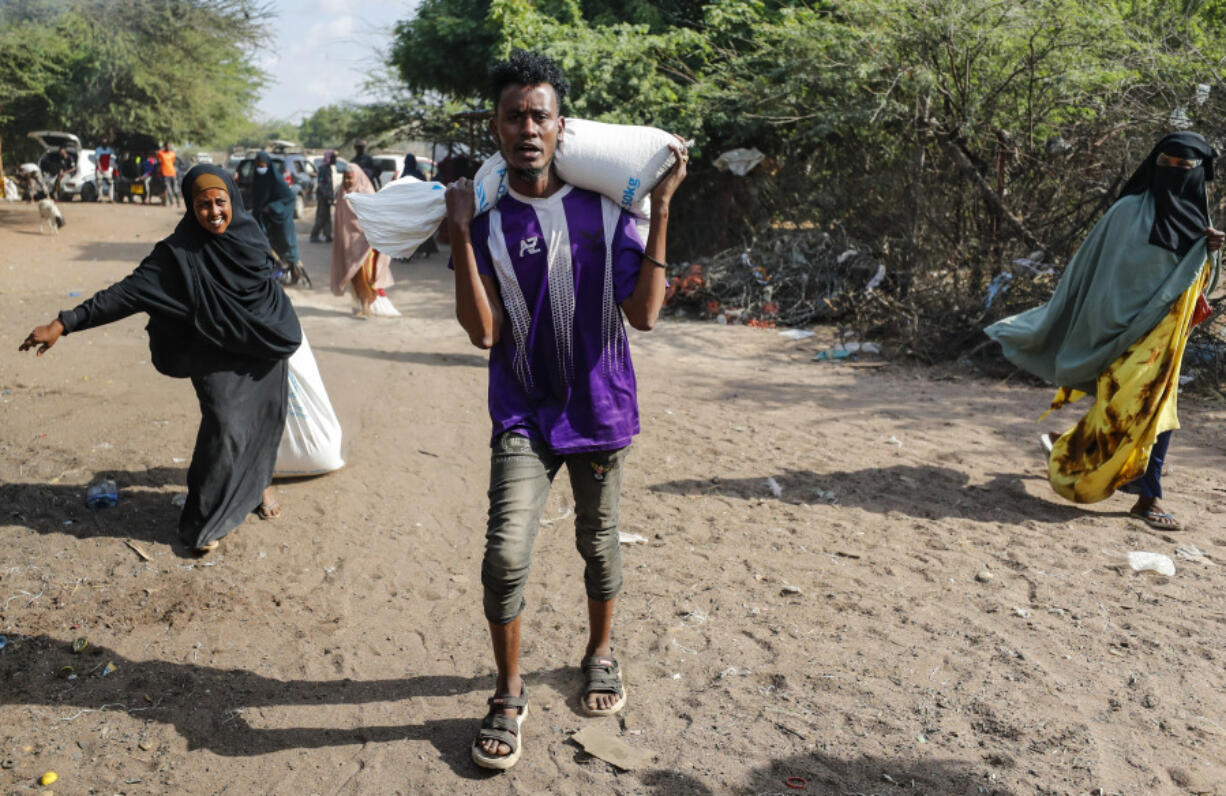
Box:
489;49;569;111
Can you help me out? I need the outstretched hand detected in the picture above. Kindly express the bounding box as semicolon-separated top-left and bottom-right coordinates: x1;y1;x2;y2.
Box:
1207;226;1225;252
19;319;64;357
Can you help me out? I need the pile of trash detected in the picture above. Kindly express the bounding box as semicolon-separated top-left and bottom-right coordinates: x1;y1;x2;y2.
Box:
664;228;883;328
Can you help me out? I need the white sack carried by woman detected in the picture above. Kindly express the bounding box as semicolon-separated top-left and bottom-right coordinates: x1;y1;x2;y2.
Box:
346;118;679;258
275;333;345;477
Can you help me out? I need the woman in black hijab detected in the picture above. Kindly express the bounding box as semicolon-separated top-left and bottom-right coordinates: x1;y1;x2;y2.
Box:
250;151;311;287
20;165;302;554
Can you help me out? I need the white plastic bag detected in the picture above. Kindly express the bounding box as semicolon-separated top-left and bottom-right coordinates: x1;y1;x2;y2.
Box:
275;334;345;477
348;117;679;257
344;177;446;261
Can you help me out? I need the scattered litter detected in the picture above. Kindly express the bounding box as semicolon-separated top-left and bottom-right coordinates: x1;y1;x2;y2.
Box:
71;637;89;654
538;506;572;526
812;489;837;503
681;610;708;625
93;441;113;450
916;733;927;743
719;666;750;678
39;772;58;786
85;478;118;509
571;725;653;770
102;661;116;676
0;635;6;650
57;665;75;679
1127;551;1175;577
172;457;187;464
672;639;698;655
671;672;681;679
886;436;903;447
864;264;887;294
814;342;882;362
984;272;1012;308
776;329;815;340
975;570;994;583
124;540;152;562
67;291;82;297
0;759;12;769
780;584;802;596
1012;607;1031;619
170;493;187;507
62;520;73;526
712;147;765;176
1175;545;1211;564
1179;373;1196;386
765;477;783;498
785;776;808;789
618;532;648;545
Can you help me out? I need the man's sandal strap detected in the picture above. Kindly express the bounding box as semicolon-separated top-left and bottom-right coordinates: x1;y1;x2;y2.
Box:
581;656;625;697
488;694;528;712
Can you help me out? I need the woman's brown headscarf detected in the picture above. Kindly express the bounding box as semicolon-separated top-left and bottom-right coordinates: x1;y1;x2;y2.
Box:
330;166;393;296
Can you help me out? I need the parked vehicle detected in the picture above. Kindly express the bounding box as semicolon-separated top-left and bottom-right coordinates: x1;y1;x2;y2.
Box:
26;131;98;202
234;154;317;219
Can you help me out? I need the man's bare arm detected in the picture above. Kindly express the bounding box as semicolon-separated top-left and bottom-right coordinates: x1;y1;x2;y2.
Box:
621;140;688;332
446;178;504;348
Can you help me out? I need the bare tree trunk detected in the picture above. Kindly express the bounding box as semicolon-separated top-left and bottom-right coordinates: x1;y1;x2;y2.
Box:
902;94;930;298
936;131;1046;254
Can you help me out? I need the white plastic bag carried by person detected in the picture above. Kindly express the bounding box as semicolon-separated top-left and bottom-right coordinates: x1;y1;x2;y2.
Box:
346;118;679;258
275;333;345;477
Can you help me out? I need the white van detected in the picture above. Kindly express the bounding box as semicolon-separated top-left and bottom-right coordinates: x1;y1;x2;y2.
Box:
26;131;98;201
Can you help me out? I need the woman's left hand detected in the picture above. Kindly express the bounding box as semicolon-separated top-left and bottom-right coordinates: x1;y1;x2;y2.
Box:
1207;226;1225;252
19;319;64;357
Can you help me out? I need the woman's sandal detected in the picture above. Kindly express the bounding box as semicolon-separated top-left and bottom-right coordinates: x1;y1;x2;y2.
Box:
471;689;529;770
1130;508;1183;531
580;655;627;717
194;540;220;556
256;499;282;520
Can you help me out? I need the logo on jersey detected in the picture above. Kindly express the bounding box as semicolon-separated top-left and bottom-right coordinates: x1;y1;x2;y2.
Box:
519;236;541;257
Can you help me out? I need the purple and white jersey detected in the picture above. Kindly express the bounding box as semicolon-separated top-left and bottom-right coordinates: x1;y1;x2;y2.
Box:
454;184;646;453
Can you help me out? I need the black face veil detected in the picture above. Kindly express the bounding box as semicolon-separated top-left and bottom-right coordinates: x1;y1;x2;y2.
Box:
1119;131;1218;257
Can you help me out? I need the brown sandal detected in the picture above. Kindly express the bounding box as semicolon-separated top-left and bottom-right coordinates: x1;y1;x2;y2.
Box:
580;655;627;716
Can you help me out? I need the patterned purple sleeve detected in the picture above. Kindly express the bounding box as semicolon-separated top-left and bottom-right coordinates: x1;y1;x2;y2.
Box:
612;209;647;304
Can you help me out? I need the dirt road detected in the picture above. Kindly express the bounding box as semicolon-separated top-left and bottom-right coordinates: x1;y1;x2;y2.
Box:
2;199;1225;794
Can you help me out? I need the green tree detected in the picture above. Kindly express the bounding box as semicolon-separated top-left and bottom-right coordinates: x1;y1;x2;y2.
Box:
0;0;271;161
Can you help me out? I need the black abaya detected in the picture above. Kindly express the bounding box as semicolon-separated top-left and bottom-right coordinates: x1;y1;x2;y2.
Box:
56;165;301;549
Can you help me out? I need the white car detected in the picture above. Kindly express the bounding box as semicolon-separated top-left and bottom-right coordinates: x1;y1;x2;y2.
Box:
371;153;434;188
26;131;98;201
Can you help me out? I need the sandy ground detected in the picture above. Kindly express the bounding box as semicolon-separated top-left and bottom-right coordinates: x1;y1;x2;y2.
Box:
1;199;1226;796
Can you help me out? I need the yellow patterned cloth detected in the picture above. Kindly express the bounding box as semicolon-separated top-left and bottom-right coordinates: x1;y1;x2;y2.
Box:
1044;262;1209;503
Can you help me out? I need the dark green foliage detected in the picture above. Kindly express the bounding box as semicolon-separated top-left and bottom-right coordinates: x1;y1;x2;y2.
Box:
0;0;270;161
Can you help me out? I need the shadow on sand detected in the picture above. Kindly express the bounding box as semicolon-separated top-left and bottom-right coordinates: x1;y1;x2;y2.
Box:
651;464;1092;525
1;635;586;779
